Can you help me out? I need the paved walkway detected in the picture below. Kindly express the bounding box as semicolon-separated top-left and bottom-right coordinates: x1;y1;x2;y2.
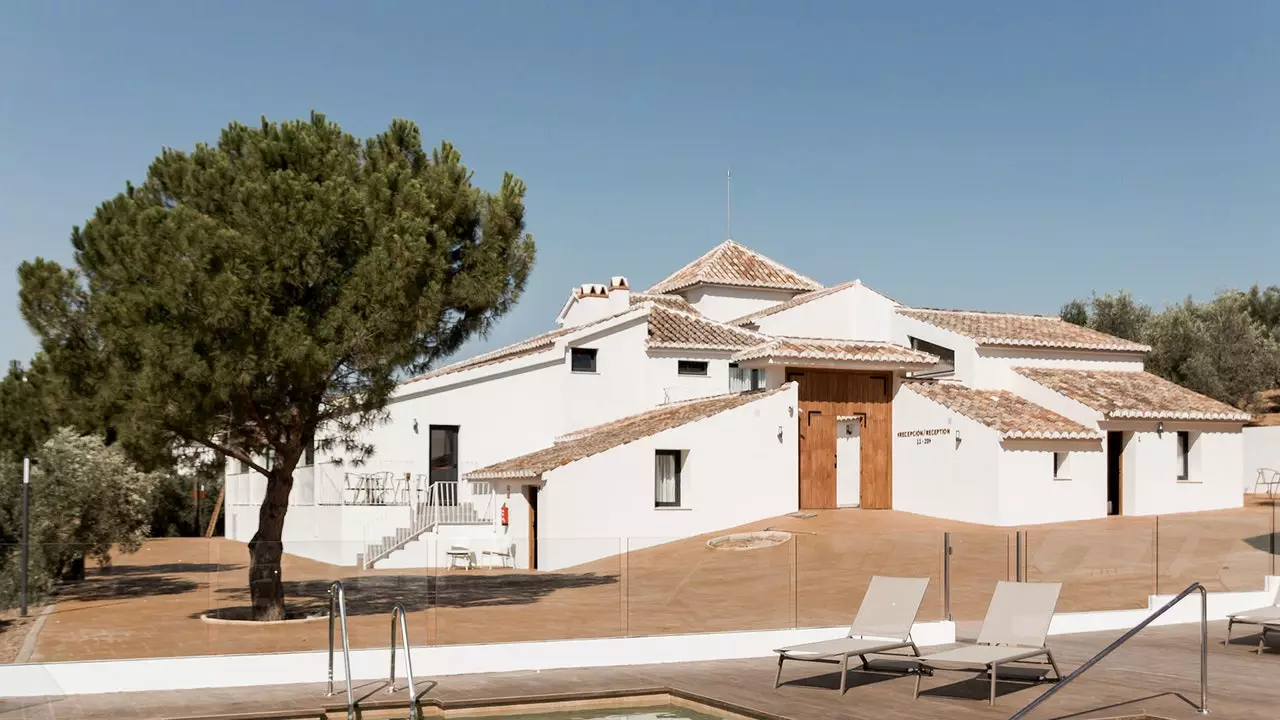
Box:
2;622;1275;720
7;499;1276;663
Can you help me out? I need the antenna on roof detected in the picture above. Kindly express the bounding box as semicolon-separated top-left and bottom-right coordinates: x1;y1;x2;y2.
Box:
726;168;732;240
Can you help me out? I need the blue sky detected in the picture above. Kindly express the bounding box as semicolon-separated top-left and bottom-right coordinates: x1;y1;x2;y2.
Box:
2;1;1276;366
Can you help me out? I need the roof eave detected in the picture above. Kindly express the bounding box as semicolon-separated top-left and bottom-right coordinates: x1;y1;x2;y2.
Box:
1106;410;1252;422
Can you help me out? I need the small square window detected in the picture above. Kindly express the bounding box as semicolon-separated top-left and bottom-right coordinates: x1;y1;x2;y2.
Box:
677;360;708;376
571;348;598;373
655;450;683;507
1053;451;1070;480
1176;431;1190;480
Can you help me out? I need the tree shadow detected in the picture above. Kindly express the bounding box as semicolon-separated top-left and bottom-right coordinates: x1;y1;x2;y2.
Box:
200;571;620;618
1243;533;1278;555
98;563;242;576
56;573;199;601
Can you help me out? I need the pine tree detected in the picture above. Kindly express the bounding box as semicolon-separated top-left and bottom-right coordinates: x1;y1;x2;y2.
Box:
18;113;535;619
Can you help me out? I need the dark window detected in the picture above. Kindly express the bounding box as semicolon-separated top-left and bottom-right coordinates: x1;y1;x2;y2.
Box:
908;336;956;374
654;450;682;507
571;347;598;373
237;458;249;474
1176;431;1190;480
303;439;315;466
430;426;460;487
1053;451;1070;480
678;360;709;376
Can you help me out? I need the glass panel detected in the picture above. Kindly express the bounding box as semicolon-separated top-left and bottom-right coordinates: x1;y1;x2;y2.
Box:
1157;502;1271;595
947;530;1012;634
435;537;622;644
796;531;944;629
1026;520;1155;612
429;426;459;486
627;534;793;636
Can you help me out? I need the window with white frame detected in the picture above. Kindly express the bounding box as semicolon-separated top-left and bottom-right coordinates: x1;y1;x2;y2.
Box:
1053;451;1070;480
1176;431;1191;480
571;347;598;373
677;360;709;376
654;450;683;507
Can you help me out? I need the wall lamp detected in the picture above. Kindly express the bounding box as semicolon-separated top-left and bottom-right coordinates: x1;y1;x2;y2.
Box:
1156;422;1164;437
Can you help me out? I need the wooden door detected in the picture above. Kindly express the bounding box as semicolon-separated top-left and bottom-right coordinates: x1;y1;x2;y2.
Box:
791;370;894;510
525;486;539;569
799;408;836;508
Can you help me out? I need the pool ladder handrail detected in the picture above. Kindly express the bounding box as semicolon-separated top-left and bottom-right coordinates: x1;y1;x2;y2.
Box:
388;602;419;719
326;581;356;720
1008;581;1208;719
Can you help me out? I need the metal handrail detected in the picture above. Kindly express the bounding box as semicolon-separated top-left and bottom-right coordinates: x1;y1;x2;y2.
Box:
388;602;419;719
1009;582;1208;719
326;581;356;720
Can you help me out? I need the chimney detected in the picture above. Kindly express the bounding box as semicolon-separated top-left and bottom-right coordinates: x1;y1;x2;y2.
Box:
607;276;631;314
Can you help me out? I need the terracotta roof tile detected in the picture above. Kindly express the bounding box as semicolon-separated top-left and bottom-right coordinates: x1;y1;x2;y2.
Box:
630;293;699;314
732;337;938;366
905;381;1101;440
405;325;574;383
646;306;769;351
647;240;822;294
897;308;1150;352
465;387;788;479
730;281;860;326
1014;367;1251;421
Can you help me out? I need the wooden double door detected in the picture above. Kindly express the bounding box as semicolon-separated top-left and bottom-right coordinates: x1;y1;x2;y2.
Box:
788;370;893;510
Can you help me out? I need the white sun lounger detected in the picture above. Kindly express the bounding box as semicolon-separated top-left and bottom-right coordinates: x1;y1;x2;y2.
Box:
1226;584;1280;653
774;576;930;694
913;581;1063;706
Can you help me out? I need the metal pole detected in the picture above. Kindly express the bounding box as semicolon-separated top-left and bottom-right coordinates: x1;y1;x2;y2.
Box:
1015;531;1025;582
943;532;952;621
1199;585;1209;714
20;457;30;618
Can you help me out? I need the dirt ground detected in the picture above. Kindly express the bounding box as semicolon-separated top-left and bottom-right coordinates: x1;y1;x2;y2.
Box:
3;498;1275;663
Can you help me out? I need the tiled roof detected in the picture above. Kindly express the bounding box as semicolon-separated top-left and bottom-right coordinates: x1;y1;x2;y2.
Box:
405;325;575;383
647;306;769;351
905;381;1102;440
647;240;822;294
407;304;758;383
630;293;699;314
897;308;1150;353
1014;367;1252;421
732;337;939;366
465;387;788;479
730;281;860;326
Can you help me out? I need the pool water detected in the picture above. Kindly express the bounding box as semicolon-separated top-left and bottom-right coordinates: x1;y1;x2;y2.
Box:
483;705;732;720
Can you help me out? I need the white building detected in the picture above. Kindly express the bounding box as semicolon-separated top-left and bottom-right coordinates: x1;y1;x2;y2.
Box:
225;239;1251;569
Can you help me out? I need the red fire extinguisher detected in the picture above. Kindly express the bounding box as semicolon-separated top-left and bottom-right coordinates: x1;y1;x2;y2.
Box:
501;503;509;527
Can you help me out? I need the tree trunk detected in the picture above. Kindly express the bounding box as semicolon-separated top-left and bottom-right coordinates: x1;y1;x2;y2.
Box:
248;464;296;621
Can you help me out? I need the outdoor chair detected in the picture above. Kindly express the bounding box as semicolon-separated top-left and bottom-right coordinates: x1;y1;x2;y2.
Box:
445;545;473;570
913;581;1063;706
774;575;930;694
482;543;516;569
1226;583;1280;653
1252;468;1280;497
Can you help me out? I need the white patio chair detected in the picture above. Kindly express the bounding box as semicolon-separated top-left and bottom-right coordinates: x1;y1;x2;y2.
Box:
445;545;473;570
1252;468;1280;497
481;544;516;569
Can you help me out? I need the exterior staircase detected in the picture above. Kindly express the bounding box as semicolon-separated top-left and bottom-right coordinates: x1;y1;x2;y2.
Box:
359;482;494;568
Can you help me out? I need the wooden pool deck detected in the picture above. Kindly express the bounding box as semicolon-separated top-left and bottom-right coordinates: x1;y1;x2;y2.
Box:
3;622;1276;720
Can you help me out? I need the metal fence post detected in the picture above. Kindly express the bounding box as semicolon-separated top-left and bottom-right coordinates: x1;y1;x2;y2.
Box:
20;456;30;617
943;532;952;621
1015;530;1025;582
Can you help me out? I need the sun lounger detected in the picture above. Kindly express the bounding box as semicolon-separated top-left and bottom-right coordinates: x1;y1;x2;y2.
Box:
774;575;930;694
913;581;1063;706
1226;584;1280;653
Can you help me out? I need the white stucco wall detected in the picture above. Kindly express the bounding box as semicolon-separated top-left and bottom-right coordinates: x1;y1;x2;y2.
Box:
996;439;1107;525
752;286;856;339
1105;421;1244;516
892;388;1001;524
681;285;799;323
973;348;1145;391
892;315;979;382
1244;426;1280;492
534;384;799;570
646;351;734;404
